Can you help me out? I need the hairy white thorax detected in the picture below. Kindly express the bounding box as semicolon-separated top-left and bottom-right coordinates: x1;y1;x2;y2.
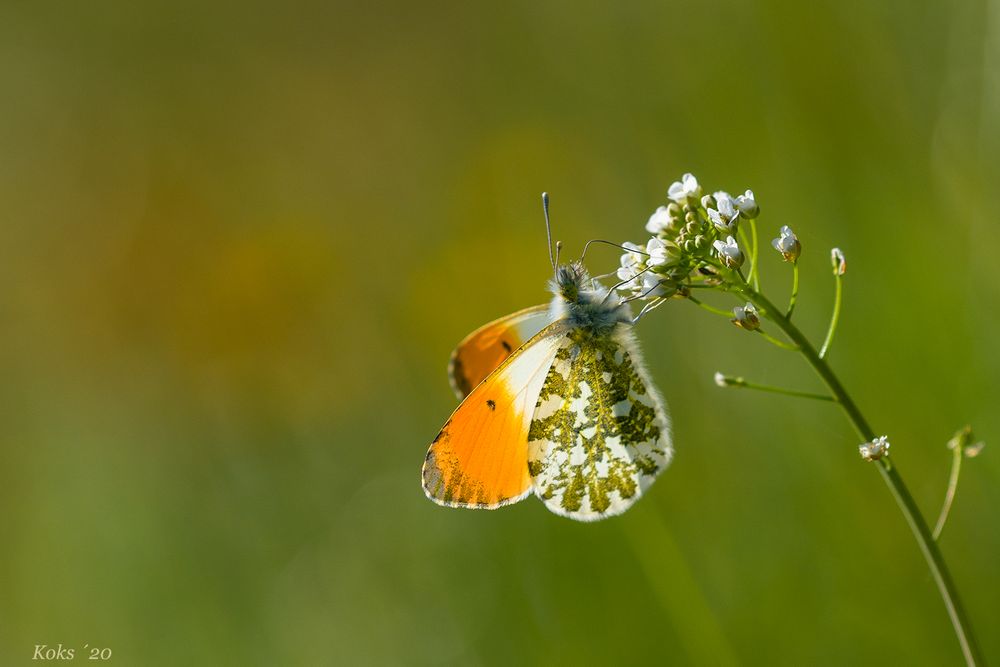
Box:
548;262;632;334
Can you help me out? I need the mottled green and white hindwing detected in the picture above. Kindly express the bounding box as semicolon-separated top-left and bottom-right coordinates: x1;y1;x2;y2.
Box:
527;325;672;520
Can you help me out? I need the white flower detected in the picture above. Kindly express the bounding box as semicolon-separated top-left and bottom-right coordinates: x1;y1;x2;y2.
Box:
771;225;801;262
619;241;645;269
616;262;642;292
735;189;759;218
731;302;760;330
617;242;646;294
667;173;701;203
639;271;667;298
617;264;665;299
831;247;846;275
713;372;729;387
859;436;891;461
707;191;739;232
712;235;744;268
645;236;674;267
645;206;675;235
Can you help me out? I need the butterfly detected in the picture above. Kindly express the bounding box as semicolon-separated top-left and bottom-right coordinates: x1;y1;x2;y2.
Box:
421;195;673;521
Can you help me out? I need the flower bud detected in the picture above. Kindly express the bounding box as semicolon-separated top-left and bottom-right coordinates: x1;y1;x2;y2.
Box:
771;226;801;263
859;436;891;461
947;425;985;458
831;247;846;275
731;302;760;330
735;190;759;218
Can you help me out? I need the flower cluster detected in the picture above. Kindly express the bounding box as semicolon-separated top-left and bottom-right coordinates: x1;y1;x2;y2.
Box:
618;173;778;300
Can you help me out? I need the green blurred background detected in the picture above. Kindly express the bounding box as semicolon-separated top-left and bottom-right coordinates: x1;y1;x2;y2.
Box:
1;0;998;664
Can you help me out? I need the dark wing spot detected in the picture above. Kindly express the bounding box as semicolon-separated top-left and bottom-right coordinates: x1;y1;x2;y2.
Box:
432;420;451;444
501;340;513;353
486;399;496;410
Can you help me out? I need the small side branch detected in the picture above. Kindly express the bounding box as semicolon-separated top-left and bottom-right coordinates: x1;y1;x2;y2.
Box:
688;296;733;318
819;251;845;359
933;443;963;542
786;263;799;318
714;373;836;402
933;426;985;542
757;329;799;351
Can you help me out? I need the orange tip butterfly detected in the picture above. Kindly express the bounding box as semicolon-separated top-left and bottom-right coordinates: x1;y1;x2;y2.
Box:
422;194;673;521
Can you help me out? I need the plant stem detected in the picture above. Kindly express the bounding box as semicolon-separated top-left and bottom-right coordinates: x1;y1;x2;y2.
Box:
742;288;983;667
716;374;836;402
688;296;732;318
750;220;760;291
787;262;799;318
757;330;798;351
933;444;963;541
819;271;843;359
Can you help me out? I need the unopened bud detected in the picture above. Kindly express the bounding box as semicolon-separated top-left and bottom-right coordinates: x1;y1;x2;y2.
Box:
771;226;801;263
831;247;846;275
731;302;760;331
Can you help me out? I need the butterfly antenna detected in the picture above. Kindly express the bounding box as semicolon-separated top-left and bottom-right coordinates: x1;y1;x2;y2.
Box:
580;239;650;263
542;192;557;276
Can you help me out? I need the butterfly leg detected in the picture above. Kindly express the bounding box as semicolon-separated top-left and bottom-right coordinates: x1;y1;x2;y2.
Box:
632;297;667;324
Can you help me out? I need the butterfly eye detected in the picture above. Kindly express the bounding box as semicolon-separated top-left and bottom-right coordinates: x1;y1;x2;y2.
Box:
555;266;579;300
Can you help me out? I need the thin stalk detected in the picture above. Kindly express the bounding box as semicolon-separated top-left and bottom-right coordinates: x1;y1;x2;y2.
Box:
742;288;982;666
689;296;733;318
737;226;760;291
716;375;836;402
787;262;799;318
933;445;964;541
757;330;798;351
819;271;843;359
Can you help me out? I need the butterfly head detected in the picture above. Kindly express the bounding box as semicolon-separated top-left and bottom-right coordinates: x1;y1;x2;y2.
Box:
550;261;631;333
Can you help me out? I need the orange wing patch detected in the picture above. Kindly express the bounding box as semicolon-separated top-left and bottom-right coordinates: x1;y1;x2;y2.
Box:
424;324;565;509
448;304;552;398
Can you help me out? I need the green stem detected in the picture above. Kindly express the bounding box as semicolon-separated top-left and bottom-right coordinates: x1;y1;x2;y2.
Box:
756;329;798;351
932;445;963;541
819;272;843;359
689;296;733;318
716;374;836;402
787;262;799;318
750;220;760;291
742;288;982;666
